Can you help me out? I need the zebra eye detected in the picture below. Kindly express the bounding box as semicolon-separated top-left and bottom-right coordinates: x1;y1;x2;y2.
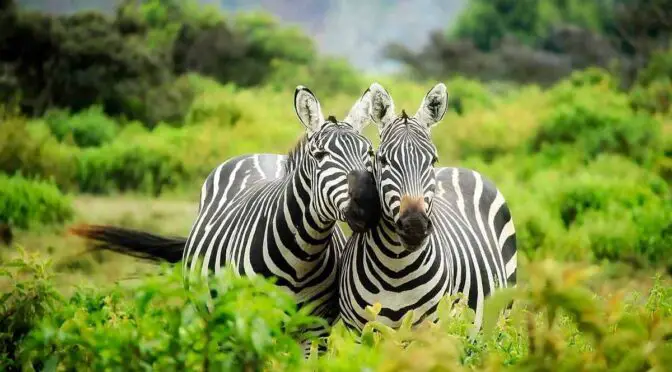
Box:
431;155;439;165
378;154;388;166
367;149;375;159
313;150;329;161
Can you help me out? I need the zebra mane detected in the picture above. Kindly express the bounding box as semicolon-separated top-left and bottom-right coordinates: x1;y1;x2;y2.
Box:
283;133;309;174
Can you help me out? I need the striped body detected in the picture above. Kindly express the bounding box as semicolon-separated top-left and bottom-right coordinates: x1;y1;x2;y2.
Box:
181;86;379;336
338;82;517;333
339;167;516;331
183;152;346;321
67;86;379;354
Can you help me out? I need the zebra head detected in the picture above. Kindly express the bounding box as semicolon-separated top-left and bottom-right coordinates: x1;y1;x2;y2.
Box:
294;86;380;232
368;82;448;251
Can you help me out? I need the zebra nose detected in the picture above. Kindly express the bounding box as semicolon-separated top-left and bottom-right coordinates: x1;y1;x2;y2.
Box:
396;211;432;247
344;170;380;232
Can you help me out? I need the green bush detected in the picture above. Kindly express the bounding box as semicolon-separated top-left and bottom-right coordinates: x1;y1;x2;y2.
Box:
45;106;119;147
532;82;662;164
567;67;621;90
493;155;671;266
0;109;77;188
75;141;192;195
16;260;321;371
629;48;672;115
142;75;196;127
0;249;63;371
3;252;671;371
185;83;244;127
630;77;672;115
0;174;73;229
267;57;364;96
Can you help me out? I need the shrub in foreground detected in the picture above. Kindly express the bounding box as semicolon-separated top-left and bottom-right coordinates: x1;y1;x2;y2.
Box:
0;175;73;229
11;254;322;371
2;250;670;371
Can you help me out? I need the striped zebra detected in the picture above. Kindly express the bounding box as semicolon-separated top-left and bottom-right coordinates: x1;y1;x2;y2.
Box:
338;82;517;333
70;85;381;344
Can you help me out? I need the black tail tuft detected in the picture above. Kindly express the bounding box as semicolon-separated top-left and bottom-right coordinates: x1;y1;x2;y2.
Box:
0;222;13;246
68;224;186;263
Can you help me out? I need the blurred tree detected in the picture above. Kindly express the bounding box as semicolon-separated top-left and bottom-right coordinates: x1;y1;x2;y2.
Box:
451;0;542;51
388;0;671;87
172;12;316;87
0;0;329;125
0;5;172;122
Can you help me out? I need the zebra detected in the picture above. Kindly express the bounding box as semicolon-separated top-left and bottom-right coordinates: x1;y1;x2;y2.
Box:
70;85;382;346
338;82;517;333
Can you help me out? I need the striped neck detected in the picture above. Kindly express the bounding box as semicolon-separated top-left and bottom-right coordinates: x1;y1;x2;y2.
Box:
277;146;337;258
366;216;430;263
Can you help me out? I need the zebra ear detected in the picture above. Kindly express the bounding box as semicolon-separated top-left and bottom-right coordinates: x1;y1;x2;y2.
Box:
294;85;325;135
368;82;395;132
414;83;448;130
343;87;373;133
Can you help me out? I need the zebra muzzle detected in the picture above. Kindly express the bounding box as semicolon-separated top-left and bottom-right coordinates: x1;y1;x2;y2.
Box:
396;209;432;250
345;170;381;232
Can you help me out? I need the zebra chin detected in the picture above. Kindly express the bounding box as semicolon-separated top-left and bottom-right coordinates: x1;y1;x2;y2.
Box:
395;209;433;252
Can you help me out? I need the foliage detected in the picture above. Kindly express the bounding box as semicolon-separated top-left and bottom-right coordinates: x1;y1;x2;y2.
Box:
267;57;364;96
0;0;358;125
388;0;671;86
467;154;672;269
7;254;322;371
533;79;662;164
0;174;73;229
451;0;614;51
75;138;192;196
0;107;77;188
630;48;672;114
44;106;119;148
0;2;176;124
311;260;672;371
0;249;63;371
2;251;671;371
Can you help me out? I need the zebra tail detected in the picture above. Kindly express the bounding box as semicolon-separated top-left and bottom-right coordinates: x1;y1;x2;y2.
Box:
68;224;186;263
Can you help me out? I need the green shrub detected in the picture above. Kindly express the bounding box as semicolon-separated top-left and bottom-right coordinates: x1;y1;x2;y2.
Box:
141;75;196;127
0;174;73;229
18;261;321;371
185;83;244;127
3;252;670;371
0;109;78;188
45;106;119;147
267;57;364;96
567;67;620;90
0;249;63;371
629;47;672;115
532;82;662;164
75;141;192;195
499;155;671;266
630;77;672;115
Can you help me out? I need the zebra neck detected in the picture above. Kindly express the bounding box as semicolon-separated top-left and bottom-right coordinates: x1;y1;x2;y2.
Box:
365;217;431;263
277;159;336;257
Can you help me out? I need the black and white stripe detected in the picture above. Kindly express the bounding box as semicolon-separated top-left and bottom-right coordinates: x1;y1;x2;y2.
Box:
69;86;380;351
339;83;517;332
182;86;378;331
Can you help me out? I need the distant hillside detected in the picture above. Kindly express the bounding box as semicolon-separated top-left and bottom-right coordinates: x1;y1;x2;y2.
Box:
16;0;466;72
